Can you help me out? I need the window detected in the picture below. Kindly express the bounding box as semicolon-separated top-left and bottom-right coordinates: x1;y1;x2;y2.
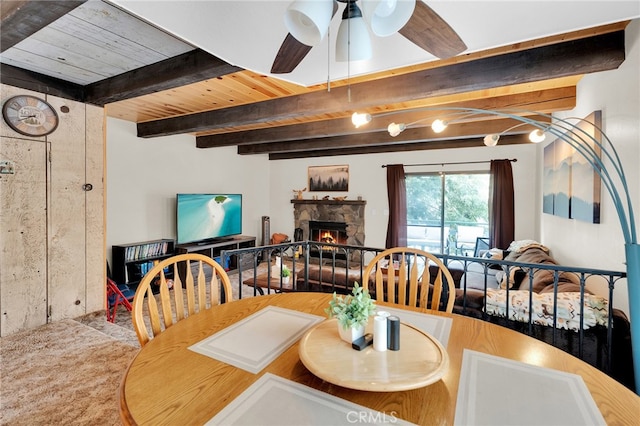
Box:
406;172;490;255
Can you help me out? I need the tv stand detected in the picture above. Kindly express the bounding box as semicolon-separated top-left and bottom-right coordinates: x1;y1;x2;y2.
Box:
175;235;256;272
192;236;238;246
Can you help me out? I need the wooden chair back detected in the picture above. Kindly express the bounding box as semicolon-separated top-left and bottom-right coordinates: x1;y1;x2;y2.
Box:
363;247;456;313
132;253;233;346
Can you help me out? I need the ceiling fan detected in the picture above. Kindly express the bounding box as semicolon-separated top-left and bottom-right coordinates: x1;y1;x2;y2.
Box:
271;0;467;74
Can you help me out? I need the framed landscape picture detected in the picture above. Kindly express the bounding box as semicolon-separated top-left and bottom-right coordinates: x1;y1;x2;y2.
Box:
308;165;349;192
569;110;602;223
542;110;602;223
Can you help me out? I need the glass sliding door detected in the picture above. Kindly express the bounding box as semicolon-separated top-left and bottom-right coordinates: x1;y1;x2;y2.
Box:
406;172;489;255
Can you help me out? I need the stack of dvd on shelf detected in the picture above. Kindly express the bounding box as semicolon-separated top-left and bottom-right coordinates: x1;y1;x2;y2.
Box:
125;241;171;261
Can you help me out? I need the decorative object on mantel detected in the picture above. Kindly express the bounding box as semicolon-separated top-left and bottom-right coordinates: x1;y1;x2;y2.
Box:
333;196;348;201
291;198;366;204
325;283;376;343
292;187;306;200
308;165;349;192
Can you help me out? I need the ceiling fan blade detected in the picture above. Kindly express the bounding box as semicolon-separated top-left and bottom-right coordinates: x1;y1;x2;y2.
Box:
271;33;313;74
271;1;339;74
399;1;467;59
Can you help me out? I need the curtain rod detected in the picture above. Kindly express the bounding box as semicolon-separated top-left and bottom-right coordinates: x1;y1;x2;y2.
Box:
381;159;517;168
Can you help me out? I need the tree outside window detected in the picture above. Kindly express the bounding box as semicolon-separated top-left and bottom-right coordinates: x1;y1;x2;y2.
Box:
406;173;489;254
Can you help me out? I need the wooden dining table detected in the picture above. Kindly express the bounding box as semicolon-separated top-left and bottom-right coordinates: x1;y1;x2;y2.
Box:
119;292;638;425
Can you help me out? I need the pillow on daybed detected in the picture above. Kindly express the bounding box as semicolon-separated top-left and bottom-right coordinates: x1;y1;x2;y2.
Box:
497;245;580;292
484;289;608;331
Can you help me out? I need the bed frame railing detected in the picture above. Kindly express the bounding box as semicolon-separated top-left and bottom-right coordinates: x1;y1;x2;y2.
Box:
222;242;630;387
222;241;385;299
440;254;627;379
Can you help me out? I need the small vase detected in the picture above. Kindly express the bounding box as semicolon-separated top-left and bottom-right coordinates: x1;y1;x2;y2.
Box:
282;276;290;284
337;321;366;343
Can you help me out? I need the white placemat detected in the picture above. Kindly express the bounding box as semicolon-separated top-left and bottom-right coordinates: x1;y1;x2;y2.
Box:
377;306;452;347
207;373;416;425
454;349;606;426
189;306;324;373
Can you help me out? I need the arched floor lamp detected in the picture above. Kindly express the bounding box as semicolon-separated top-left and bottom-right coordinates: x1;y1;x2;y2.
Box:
382;106;639;393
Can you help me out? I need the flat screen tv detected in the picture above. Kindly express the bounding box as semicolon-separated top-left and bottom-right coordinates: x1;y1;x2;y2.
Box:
176;193;242;245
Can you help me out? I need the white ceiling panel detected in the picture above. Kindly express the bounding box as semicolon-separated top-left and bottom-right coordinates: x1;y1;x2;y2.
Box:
112;0;640;87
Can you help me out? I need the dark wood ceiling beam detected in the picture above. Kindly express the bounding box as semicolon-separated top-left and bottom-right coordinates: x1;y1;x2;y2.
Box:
196;87;575;147
0;63;85;101
238;117;548;155
268;134;530;160
0;0;86;52
140;31;624;138
84;49;242;106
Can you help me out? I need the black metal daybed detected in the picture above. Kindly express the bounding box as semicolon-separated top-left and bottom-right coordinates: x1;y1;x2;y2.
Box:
223;240;634;391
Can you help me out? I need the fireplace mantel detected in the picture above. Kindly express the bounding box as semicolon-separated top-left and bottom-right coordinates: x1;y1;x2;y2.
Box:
291;199;366;206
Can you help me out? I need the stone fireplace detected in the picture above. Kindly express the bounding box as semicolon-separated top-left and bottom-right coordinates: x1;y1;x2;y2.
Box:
292;199;366;246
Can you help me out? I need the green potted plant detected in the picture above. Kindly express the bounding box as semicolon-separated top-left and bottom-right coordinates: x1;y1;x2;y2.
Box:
325;283;376;343
281;265;291;284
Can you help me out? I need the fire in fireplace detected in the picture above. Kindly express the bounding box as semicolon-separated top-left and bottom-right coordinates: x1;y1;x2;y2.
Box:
309;220;348;245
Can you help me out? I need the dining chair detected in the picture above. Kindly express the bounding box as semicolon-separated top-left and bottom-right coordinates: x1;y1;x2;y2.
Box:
132;253;233;346
363;247;456;313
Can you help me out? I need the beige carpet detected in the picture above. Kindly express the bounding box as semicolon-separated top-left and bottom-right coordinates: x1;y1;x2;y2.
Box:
0;265;266;425
0;319;138;425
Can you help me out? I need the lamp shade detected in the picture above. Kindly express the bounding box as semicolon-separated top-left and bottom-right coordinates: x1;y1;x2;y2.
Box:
529;129;546;143
352;112;372;127
484;134;499;146
388;122;406;137
336;16;372;61
284;0;334;46
431;119;447;133
361;0;416;37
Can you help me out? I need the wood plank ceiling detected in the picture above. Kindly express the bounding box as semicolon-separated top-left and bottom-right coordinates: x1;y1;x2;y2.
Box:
0;1;630;159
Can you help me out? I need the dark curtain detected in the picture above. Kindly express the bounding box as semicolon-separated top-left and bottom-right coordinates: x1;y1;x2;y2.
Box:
489;159;515;249
385;164;407;248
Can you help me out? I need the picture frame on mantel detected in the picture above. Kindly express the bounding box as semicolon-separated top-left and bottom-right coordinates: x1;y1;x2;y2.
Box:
308;165;349;192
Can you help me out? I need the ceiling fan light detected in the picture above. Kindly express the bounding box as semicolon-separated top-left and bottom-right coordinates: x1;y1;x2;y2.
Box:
284;0;334;46
352;112;372;128
484;134;499;147
529;129;546;143
336;3;372;62
362;0;416;37
431;119;447;133
388;122;406;137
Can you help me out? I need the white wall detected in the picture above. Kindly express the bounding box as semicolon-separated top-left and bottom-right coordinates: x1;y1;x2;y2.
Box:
107;120;538;259
106;118;271;261
268;144;539;249
540;19;640;314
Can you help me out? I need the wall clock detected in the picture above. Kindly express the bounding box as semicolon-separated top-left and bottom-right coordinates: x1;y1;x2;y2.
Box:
2;95;59;137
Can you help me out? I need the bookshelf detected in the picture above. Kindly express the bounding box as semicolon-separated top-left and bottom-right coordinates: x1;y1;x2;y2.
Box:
112;239;175;287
